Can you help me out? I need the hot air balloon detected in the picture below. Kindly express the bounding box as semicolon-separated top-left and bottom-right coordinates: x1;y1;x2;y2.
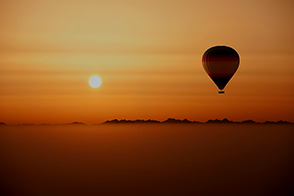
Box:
202;46;240;94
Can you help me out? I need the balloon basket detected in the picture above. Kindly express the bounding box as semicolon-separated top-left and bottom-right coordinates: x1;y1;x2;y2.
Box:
218;91;225;94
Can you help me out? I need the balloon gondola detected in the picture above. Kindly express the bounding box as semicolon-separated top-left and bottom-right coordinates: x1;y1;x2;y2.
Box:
202;46;240;94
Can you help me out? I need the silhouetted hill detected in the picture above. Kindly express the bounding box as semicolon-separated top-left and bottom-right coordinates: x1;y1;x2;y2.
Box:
103;118;201;124
162;118;200;124
0;122;5;125
54;121;86;125
103;119;161;124
241;119;257;124
263;120;291;124
205;118;234;124
67;121;85;125
276;120;291;124
163;118;188;123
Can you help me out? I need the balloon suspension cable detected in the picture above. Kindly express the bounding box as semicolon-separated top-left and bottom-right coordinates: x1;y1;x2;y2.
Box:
218;90;225;94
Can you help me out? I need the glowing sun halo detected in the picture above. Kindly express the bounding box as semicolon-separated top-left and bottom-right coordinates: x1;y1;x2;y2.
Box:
89;76;102;88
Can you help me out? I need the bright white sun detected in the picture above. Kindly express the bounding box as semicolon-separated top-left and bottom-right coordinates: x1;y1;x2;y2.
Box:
89;76;102;88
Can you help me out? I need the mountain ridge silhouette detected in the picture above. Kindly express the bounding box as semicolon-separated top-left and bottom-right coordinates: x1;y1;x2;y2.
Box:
0;119;293;126
102;118;293;125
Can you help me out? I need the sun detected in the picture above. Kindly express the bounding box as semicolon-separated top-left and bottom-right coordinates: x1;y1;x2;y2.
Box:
89;76;102;88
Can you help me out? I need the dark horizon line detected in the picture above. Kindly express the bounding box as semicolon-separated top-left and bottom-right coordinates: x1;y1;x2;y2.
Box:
1;118;293;126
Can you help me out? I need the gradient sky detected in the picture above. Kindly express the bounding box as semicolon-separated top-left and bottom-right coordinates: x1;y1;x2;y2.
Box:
1;0;293;124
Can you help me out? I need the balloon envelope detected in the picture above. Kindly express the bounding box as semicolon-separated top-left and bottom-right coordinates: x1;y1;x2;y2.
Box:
202;46;240;92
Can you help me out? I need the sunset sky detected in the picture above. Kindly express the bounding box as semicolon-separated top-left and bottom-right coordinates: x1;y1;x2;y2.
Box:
1;0;293;124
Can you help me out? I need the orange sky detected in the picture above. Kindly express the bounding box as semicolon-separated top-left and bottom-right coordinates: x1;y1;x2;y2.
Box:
1;0;293;124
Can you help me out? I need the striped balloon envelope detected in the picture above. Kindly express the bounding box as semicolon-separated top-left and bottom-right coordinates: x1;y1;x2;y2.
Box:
202;46;240;94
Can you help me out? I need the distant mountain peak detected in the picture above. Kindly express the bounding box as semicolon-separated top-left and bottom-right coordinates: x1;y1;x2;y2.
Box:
206;118;234;123
264;120;291;124
103;118;199;124
103;119;161;124
162;118;196;123
241;119;257;123
69;121;85;125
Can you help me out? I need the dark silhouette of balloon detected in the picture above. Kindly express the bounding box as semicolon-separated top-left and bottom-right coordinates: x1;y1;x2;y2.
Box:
202;46;240;94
